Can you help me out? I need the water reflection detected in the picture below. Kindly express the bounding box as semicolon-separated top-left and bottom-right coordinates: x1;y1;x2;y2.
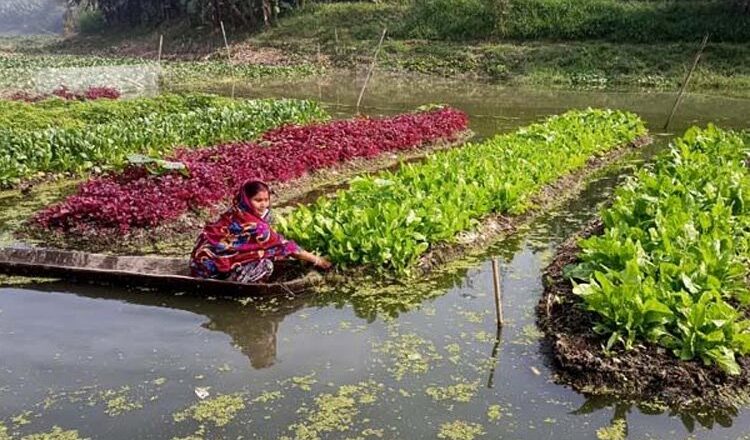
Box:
573;395;739;434
10;282;308;370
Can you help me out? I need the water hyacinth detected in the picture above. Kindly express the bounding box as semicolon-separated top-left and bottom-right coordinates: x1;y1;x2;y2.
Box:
34;107;469;232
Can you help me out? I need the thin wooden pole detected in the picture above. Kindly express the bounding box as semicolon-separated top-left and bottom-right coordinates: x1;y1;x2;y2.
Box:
157;34;164;64
334;27;339;55
664;34;709;131
220;21;236;98
220;21;232;62
491;258;504;328
356;28;387;112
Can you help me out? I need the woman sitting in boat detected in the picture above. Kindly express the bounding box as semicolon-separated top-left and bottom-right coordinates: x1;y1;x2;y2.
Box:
190;180;332;283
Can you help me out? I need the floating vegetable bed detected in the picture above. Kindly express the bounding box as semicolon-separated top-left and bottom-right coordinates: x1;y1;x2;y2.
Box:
539;125;750;408
279;109;647;274
0;54;320;93
0;96;327;187
34;107;469;232
8;86;121;103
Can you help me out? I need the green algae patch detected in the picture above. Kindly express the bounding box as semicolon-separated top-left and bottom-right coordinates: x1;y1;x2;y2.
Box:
252;390;283;404
20;426;87;440
437;420;485;440
290;373;318;392
487;404;503;422
444;343;462;364
11;411;32;427
282;381;382;440
101;386;142;416
0;423;10;440
173;393;245;427
596;419;626;440
374;332;442;381
512;325;544;346
425;380;480;403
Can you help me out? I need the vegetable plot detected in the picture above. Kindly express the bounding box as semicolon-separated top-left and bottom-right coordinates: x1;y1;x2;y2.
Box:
569;125;750;374
34;107;469;232
278;109;646;273
8;86;121;103
0;97;327;187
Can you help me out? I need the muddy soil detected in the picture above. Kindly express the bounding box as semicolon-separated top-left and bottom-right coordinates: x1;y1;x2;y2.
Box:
537;219;750;411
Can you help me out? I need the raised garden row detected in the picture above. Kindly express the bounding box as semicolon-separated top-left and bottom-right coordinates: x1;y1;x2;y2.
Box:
278;108;647;274
34;107;469;232
556;125;750;374
0;97;327;187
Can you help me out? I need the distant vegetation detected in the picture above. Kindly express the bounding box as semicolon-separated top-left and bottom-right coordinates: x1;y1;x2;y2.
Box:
0;0;64;35
74;0;750;43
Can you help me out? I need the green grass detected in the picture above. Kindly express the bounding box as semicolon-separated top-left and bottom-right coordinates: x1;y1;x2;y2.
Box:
265;0;750;43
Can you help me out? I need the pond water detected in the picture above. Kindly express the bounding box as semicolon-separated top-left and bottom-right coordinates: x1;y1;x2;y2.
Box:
2;75;750;439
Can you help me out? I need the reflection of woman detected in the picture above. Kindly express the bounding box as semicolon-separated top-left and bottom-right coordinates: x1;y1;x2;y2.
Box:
190;180;331;283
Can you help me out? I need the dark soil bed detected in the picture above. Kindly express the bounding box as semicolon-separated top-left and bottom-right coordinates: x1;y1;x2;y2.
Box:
537;219;750;411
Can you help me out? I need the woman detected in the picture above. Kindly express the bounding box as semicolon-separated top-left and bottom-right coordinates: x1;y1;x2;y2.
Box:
190;180;331;283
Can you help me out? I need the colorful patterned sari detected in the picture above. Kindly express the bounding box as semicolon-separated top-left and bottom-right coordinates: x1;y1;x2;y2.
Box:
190;185;300;282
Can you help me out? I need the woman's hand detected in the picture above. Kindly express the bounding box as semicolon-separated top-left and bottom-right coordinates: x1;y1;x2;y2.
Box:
313;256;332;270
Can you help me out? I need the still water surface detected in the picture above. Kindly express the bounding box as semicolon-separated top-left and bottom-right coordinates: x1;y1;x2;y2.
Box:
2;76;750;439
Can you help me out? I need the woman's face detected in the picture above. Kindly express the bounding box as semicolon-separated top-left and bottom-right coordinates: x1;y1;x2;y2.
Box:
250;190;270;214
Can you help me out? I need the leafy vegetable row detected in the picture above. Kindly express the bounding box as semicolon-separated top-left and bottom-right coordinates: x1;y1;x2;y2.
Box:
34;107;469;232
8;86;121;103
0;98;327;187
0;54;319;92
0;93;239;131
569;125;750;375
278;108;647;274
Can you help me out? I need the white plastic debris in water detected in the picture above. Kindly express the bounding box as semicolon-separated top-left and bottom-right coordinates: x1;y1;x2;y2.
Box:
194;387;210;400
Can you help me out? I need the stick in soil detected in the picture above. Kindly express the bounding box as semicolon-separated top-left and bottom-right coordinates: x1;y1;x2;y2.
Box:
220;21;236;98
664;34;709;131
492;258;504;328
157;34;163;64
356;28;387;113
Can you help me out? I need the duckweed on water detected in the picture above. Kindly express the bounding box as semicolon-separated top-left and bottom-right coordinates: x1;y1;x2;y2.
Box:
437;420;485;440
101;386;142;416
282;381;381;440
596;419;627;440
0;423;9;440
172;394;245;427
374;333;442;381
11;411;32;427
290;373;318;392
444;343;461;364
487;405;503;422
252;390;283;404
511;325;544;346
20;426;86;440
425;380;480;403
457;310;486;324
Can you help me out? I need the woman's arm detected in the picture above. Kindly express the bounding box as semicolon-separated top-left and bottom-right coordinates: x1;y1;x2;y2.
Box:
293;249;332;269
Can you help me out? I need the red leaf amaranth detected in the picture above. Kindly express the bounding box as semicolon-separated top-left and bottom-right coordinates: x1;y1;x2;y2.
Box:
35;107;468;233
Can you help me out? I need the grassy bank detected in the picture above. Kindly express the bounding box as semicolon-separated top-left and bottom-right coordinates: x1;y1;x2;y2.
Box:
2;1;750;96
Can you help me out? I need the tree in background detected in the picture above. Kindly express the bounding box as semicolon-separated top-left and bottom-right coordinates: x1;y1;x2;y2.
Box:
71;0;287;30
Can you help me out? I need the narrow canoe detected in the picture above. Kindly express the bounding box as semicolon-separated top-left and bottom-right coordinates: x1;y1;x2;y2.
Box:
0;247;322;297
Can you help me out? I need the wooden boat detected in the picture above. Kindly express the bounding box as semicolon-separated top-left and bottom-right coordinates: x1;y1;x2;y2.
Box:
0;247;323;297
